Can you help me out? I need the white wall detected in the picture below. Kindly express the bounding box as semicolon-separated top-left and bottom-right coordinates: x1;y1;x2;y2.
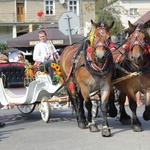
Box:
119;0;150;28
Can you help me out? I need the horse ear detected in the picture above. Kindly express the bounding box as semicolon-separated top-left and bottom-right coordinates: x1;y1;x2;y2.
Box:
91;20;97;27
108;21;114;29
128;21;134;29
143;23;148;29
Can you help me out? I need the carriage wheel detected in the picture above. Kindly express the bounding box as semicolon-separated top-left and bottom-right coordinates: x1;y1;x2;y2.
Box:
17;104;36;114
92;100;100;118
39;97;50;123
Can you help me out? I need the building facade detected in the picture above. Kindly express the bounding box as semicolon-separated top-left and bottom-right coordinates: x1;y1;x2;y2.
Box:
0;0;95;44
118;0;150;28
0;0;149;44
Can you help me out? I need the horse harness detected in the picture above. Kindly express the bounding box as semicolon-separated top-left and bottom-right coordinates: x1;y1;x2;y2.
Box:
124;26;150;73
70;39;114;77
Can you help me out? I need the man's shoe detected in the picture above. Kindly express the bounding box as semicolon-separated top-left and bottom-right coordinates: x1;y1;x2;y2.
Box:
0;122;6;128
52;77;59;85
52;80;59;85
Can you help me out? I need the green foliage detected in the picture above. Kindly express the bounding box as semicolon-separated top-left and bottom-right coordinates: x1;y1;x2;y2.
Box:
95;0;124;35
0;43;7;53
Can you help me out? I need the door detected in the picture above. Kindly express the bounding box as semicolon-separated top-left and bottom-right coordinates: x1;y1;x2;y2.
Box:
17;4;25;22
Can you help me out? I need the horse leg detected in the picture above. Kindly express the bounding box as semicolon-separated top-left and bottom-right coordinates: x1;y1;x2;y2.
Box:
128;97;142;132
119;92;131;125
108;87;118;118
77;91;88;126
100;90;111;137
85;98;99;132
69;93;87;129
143;92;150;121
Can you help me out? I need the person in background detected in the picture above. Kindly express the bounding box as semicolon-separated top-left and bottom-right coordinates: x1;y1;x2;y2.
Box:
136;92;143;106
33;30;59;85
125;92;143;106
0;52;9;63
17;52;29;65
0;52;11;110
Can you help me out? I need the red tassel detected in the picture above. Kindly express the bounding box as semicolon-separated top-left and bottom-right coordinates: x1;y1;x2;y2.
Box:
109;43;114;49
124;43;130;50
68;83;75;90
86;47;92;53
146;44;150;50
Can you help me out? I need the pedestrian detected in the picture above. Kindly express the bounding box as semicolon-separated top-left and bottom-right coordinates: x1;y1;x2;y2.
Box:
0;52;13;110
0;51;9;63
136;92;143;106
17;52;30;65
33;30;59;85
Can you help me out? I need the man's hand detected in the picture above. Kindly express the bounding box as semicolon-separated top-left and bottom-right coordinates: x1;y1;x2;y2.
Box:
45;55;51;60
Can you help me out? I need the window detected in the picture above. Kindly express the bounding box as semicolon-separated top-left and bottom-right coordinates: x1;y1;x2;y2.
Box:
129;8;138;17
68;0;79;15
45;0;55;15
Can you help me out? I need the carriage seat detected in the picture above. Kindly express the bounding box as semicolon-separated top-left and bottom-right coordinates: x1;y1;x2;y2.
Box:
0;62;25;88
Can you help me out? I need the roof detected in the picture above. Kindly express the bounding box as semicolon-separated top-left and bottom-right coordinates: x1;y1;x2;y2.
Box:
134;11;150;25
7;24;85;49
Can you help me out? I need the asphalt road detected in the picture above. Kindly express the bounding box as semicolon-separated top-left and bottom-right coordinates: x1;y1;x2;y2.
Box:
1;104;150;150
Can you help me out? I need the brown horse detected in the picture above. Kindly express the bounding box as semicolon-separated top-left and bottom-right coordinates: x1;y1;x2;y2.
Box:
110;21;150;132
60;20;117;137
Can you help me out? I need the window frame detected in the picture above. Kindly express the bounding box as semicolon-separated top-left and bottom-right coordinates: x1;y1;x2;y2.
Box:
129;8;138;17
44;0;55;16
68;0;79;15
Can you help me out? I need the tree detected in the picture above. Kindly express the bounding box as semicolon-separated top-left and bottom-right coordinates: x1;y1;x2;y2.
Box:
84;0;125;36
95;0;124;36
0;43;7;53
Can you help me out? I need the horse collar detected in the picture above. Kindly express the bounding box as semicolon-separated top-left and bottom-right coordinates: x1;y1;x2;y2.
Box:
84;47;113;76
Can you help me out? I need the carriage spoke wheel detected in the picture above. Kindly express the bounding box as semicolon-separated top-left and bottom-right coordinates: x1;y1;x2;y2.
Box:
17;104;36;114
39;97;50;123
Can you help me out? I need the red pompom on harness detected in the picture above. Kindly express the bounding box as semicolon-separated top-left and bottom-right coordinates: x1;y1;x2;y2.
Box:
109;43;115;49
146;44;150;54
86;47;92;53
124;43;130;50
146;44;150;53
68;83;75;90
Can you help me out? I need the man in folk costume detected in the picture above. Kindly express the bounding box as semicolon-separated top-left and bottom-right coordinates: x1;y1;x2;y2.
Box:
33;30;59;85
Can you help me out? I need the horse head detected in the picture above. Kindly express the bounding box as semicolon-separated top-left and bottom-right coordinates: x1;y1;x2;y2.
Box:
125;21;150;66
88;20;114;65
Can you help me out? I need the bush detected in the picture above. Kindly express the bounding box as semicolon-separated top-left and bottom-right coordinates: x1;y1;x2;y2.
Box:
0;43;8;53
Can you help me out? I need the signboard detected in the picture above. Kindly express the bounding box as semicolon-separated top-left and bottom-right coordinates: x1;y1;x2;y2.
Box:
58;12;80;44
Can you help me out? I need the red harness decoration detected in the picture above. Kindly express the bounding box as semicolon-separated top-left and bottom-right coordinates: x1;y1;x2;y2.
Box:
109;43;115;49
86;47;92;53
86;47;101;71
146;44;150;54
124;43;130;50
68;83;75;90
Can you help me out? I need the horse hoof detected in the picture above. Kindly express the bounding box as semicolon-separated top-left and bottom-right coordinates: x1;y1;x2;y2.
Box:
101;127;111;137
143;111;150;121
89;124;100;132
132;125;142;132
78;121;86;129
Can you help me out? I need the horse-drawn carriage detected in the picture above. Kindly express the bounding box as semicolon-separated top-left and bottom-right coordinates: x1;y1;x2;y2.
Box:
0;62;69;122
0;19;150;137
